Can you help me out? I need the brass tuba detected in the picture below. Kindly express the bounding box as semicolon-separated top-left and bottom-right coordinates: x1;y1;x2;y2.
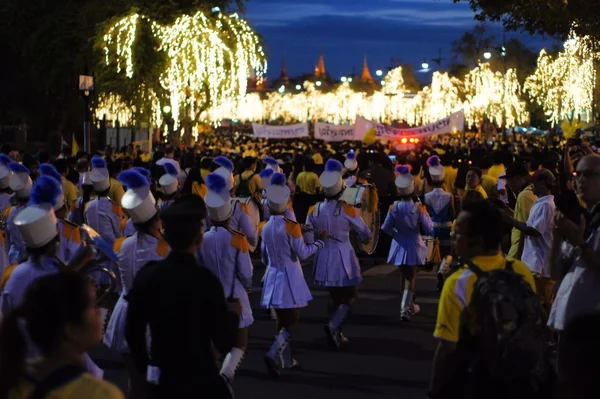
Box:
55;224;118;305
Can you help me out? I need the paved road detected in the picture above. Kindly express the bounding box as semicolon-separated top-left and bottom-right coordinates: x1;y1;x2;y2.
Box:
92;261;439;399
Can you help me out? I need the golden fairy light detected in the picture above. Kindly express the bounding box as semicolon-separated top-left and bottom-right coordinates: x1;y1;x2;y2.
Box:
525;33;596;124
100;11;267;127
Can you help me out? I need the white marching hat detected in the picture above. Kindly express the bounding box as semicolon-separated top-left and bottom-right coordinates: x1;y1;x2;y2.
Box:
213;156;235;191
259;168;275;190
159;163;179;196
38;164;65;211
263;157;282;173
320;159;344;197
395;165;414;196
82;171;93;186
427;155;445;182
16;175;61;248
9;162;33;199
90;155;110;192
0;154;13;189
266;173;290;214
118;170;157;224
205;173;233;222
344;151;358;173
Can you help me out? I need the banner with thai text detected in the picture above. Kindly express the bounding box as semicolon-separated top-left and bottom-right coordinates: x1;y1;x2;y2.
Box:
314;122;356;141
354;110;465;141
252;122;309;139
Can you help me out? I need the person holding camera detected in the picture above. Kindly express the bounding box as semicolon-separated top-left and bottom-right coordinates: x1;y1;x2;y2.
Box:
125;195;241;399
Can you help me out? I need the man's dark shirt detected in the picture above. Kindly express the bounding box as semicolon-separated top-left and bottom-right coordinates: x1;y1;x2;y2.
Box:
125;251;239;387
367;164;396;197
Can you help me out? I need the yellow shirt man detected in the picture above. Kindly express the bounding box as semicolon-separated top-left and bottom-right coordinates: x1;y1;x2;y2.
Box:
234;170;262;198
465;185;488;199
434;252;536;343
295;171;320;195
507;185;537;259
108;177;125;204
62;177;78;212
443;166;458;195
481;174;498;198
487;164;505;180
9;372;124;399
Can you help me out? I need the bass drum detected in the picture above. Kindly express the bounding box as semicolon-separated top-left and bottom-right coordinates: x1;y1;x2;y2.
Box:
236;196;263;252
341;184;380;255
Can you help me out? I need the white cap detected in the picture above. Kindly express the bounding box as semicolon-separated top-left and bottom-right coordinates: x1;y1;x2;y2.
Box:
159;162;179;196
266;173;290;214
205;173;233;222
427;155;445;182
344;152;358;172
263;157;282;173
90;156;110;192
213;156;235;191
14;204;58;248
320;159;344;197
118;170;157;224
395;165;415;196
259;168;275;190
9;162;32;199
82;172;93;186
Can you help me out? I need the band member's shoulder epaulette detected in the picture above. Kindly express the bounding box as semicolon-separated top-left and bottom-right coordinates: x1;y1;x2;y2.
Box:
3;206;11;219
238;202;250;216
343;203;359;218
156;239;169;258
230;229;250;253
307;205;315;216
287;199;294;211
284;218;302;239
0;263;19;290
111;201;125;218
61;219;82;244
84;201;91;213
113;236;128;253
258;220;266;237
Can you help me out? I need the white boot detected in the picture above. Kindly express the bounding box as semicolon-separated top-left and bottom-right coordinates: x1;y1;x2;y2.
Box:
270;308;277;320
400;290;414;321
220;347;245;383
264;329;291;377
325;305;350;348
278;342;299;369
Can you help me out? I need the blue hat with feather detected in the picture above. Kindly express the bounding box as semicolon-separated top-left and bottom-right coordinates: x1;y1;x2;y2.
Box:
205;173;233;222
263;157;281;173
213;156;235;191
9;162;33;198
29;175;64;211
259;168;275;189
90;155;110;191
266;173;290;213
118;169;157;223
344;151;358;172
14;176;59;248
159;163;179;195
319;159;344;196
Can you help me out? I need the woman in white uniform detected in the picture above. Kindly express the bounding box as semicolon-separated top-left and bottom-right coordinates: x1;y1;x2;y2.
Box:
104;169;167;399
261;173;326;377
382;165;433;321
198;173;253;387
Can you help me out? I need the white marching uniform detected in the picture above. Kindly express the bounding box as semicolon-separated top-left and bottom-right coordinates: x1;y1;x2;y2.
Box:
56;219;83;265
0;192;11;213
305;201;371;287
123;218;135;237
6;204;27;265
261;216;321;309
207;199;258;248
198;226;254;328
104;233;169;353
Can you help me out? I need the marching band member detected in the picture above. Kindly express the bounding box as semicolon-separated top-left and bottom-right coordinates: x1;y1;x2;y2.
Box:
0;154;13;213
305;159;371;348
423;156;455;260
263;157;282;173
211;156;258;248
198;173;253;386
85;155;126;293
262;173;325;376
158;163;180;212
382;165;433;321
123;167;153;237
67;171;93;226
38;164;82;265
261;168;296;222
6;162;33;266
104;169;168;399
0;175;104;378
344;151;359;187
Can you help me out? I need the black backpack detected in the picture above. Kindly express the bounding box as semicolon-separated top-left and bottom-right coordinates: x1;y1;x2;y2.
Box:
236;172;255;198
465;259;547;384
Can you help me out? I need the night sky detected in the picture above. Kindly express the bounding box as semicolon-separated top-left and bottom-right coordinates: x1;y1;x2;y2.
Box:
244;0;557;80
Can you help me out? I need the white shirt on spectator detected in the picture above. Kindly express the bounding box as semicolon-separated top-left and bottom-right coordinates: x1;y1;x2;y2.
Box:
521;195;555;277
548;204;600;331
156;157;181;173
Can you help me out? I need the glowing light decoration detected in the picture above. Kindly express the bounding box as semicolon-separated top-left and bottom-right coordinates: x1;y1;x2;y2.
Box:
100;12;267;127
525;33;596;124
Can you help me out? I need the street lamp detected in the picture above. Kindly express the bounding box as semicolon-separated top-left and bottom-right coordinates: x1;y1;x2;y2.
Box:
315;81;322;87
211;7;221;13
278;85;285;93
162;105;171;114
341;76;347;82
376;69;383;77
295;84;301;90
381;80;385;86
78;69;94;154
347;77;353;82
421;61;429;70
483;51;492;60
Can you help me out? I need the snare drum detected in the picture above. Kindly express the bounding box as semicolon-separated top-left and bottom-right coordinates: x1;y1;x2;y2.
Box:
341;184;380;255
235;196;262;252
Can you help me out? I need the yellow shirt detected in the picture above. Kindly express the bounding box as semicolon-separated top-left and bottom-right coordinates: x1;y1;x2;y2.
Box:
234;170;262;197
192;181;208;199
507;185;537;258
487;164;505;180
62;177;78;212
295;171;320;195
108;178;125;204
481;174;498;198
443;166;458;195
434;252;536;343
465;184;488;199
200;169;211;183
9;372;124;399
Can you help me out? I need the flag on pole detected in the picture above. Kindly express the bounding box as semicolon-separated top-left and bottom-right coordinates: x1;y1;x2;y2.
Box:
72;134;80;156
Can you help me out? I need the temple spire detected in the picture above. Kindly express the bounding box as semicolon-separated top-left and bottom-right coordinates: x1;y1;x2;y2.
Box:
315;48;326;78
279;51;289;84
360;55;374;83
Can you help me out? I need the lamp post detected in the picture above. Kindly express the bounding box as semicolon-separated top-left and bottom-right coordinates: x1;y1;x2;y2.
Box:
79;66;94;154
